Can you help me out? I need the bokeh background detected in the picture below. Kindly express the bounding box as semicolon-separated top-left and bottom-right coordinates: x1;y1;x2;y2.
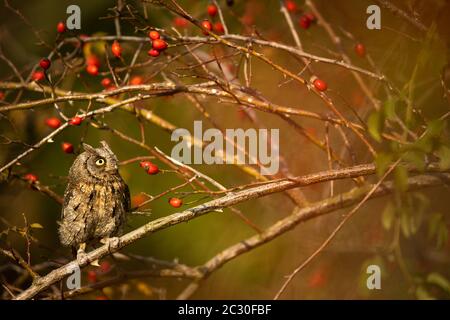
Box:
0;0;449;299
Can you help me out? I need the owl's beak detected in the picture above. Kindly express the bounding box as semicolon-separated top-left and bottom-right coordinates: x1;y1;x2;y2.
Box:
106;164;118;172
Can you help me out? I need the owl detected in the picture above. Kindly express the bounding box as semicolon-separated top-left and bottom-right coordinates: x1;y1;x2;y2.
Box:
59;141;130;254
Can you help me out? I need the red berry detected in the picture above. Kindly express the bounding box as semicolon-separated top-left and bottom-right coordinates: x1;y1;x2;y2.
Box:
45;117;61;129
140;161;159;175
69;116;83;126
207;4;218;17
24;173;38;183
0;91;5;101
101;78;112;88
111;40;122;58
146;163;159;175
132;194;147;208
86;55;100;67
305;12;316;23
87;270;97;283
169;197;182;208
147;49;160;57
95;295;108;300
105;85;117;92
32;71;45;82
213;22;225;34
130;76;143;85
148;30;160;40
61;142;73;153
57;21;66;33
308;269;327;288
86;64;99;76
201;20;213;35
241;14;254;26
152;39;168;51
299;15;311;29
285;0;297;12
39;58;51;70
355;43;366;57
140;161;152;169
62;142;74;154
99;261;111;273
313;78;328;92
173;17;188;28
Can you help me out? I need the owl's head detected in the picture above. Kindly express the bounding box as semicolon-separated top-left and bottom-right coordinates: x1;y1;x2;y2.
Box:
78;141;119;180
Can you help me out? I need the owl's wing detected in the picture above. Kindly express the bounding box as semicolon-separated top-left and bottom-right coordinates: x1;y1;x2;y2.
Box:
62;181;101;221
122;183;131;212
59;182;96;246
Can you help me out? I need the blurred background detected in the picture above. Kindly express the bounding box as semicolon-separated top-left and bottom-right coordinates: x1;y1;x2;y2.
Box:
0;0;449;299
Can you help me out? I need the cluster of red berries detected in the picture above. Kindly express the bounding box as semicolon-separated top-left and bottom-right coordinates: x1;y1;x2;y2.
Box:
87;261;112;284
100;77;117;92
140;160;160;175
138;160;182;208
201;4;225;35
86;55;100;76
44;116;79;153
147;31;168;57
283;1;316;30
298;13;316;29
32;57;51;82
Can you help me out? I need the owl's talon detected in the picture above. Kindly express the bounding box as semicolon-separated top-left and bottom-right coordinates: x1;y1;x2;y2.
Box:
76;249;88;266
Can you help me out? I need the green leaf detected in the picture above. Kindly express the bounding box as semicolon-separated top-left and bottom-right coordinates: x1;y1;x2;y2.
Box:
426;119;446;137
426;273;450;293
381;202;395;230
409;193;428;233
427;213;442;239
436;145;450;170
427;213;448;249
400;210;411;238
402;150;426;171
394;166;408;193
383;98;397;120
437;223;448;249
368;111;384;143
413;119;446;153
375;152;393;177
415;285;436;300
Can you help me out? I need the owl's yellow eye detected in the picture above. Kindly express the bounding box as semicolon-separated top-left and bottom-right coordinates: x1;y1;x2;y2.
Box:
95;158;106;166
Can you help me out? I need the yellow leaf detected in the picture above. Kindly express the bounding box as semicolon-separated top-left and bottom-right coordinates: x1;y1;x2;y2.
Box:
136;282;153;296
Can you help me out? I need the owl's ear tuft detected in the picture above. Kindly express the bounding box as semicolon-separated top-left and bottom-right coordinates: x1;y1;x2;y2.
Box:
83;143;97;154
100;140;113;154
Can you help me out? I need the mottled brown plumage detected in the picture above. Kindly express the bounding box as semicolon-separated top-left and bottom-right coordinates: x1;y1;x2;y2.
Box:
59;141;130;250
